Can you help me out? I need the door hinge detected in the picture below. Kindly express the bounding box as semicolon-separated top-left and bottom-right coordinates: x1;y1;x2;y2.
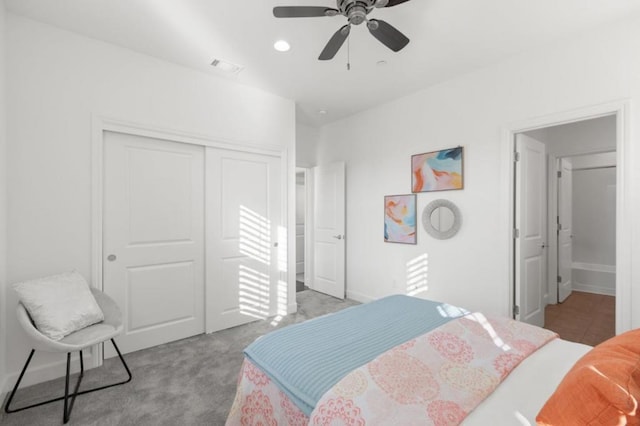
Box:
514;152;520;162
557;170;562;178
513;305;520;316
513;228;520;238
557;275;562;283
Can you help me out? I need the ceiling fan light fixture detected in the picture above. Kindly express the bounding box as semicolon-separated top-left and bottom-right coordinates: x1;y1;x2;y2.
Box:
274;40;291;52
347;5;367;25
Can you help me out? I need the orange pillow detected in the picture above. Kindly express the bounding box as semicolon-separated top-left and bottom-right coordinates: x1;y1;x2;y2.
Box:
537;329;640;426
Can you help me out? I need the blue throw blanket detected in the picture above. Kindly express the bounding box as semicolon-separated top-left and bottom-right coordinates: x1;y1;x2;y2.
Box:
244;294;465;416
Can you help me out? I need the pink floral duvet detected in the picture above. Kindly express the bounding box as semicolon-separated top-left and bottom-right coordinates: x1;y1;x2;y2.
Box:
227;359;309;425
227;313;557;425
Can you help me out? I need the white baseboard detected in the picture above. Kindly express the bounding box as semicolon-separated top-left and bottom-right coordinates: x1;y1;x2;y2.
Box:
346;290;374;304
287;302;298;314
573;283;616;297
4;353;93;392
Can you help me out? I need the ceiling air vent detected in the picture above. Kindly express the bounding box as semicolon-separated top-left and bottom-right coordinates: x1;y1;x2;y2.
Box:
210;58;244;75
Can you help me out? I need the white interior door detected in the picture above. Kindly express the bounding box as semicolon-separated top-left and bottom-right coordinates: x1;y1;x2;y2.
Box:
312;162;346;299
103;132;205;356
557;158;573;302
515;134;547;327
206;147;283;333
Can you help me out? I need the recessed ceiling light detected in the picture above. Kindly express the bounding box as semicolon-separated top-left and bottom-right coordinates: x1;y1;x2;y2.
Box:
318;109;328;115
274;40;291;52
210;58;244;74
377;60;388;66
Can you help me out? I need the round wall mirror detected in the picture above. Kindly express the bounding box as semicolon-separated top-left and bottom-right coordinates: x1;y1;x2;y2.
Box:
430;206;455;233
422;199;462;239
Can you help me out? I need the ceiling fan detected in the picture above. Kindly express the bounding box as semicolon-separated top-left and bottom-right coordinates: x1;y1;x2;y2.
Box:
273;0;412;60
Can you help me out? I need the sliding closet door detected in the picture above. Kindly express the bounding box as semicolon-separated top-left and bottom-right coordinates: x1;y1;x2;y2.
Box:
103;132;205;356
206;147;283;333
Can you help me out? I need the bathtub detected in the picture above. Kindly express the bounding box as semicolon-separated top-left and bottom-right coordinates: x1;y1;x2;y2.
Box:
572;262;615;296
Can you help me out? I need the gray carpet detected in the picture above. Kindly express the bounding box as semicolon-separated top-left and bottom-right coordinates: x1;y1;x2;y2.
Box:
0;290;359;426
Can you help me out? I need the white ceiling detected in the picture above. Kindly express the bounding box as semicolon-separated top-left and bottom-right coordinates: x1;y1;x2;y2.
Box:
6;0;640;126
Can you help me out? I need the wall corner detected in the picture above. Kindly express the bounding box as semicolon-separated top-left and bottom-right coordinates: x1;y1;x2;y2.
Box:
0;0;8;395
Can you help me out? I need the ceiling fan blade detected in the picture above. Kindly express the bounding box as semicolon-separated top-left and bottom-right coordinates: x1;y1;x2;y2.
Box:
273;6;338;18
385;0;411;7
319;25;351;60
368;19;409;52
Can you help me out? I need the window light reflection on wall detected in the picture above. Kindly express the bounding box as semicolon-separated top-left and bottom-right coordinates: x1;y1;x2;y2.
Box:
406;253;429;296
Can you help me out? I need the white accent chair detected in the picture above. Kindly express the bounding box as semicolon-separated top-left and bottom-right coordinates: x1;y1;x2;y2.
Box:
4;288;132;424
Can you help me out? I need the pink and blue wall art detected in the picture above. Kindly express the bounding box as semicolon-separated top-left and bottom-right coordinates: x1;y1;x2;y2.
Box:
412;147;464;193
384;194;417;244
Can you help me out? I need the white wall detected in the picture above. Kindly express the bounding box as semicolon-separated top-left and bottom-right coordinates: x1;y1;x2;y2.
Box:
525;115;616;157
296;122;319;167
572;160;616;266
571;151;616;169
5;14;295;387
0;0;8;395
316;15;640;322
543;120;616;266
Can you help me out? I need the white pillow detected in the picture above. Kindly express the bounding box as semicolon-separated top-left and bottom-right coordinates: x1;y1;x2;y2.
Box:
13;271;105;341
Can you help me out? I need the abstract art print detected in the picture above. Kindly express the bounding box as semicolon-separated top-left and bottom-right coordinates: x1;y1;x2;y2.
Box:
411;147;464;193
384;194;417;244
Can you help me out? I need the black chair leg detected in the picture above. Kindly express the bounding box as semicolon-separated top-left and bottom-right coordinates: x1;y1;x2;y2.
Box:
62;350;84;424
4;349;36;414
4;340;132;423
111;339;133;385
63;353;69;423
71;340;132;396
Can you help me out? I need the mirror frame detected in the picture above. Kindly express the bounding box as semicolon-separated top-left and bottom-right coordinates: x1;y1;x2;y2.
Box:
422;199;462;240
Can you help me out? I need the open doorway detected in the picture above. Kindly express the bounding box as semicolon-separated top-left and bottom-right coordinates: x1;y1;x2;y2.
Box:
515;115;617;345
294;162;347;301
546;150;616;345
296;168;308;293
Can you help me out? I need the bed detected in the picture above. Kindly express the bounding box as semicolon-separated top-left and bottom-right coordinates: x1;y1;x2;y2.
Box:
226;294;639;425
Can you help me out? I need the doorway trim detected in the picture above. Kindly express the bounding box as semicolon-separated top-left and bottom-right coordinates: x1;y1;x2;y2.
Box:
502;99;631;334
91;115;290;368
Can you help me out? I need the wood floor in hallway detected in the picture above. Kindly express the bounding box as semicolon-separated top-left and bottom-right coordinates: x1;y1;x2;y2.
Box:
543;291;615;346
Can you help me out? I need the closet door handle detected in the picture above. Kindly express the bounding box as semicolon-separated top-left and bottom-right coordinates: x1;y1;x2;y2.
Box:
333;235;343;240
